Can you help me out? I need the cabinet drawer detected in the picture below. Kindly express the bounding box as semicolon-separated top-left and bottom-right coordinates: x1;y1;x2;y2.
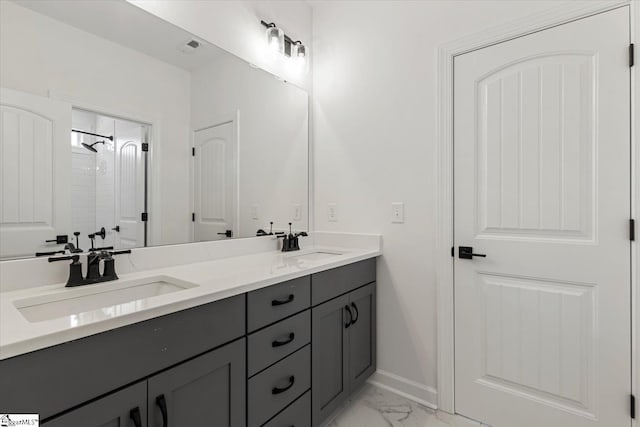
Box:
248;345;311;427
248;310;310;377
247;276;310;332
311;258;376;306
0;295;245;420
263;391;310;427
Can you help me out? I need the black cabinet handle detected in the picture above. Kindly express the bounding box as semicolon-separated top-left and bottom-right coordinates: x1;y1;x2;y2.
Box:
272;294;294;306
112;225;120;232
344;305;353;328
272;376;295;395
272;332;295;347
350;302;359;325
129;407;142;427
156;394;168;427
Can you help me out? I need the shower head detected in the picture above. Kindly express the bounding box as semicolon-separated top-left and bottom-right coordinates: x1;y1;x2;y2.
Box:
81;140;105;153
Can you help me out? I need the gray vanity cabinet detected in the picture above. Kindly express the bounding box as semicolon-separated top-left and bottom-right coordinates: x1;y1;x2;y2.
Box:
4;258;376;427
43;382;147;427
42;339;245;427
310;260;377;427
148;338;246;427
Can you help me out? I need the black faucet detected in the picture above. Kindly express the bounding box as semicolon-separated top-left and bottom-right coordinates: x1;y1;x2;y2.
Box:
279;223;308;252
49;249;131;287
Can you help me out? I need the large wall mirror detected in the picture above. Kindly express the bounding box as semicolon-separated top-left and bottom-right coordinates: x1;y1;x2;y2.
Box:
0;0;309;260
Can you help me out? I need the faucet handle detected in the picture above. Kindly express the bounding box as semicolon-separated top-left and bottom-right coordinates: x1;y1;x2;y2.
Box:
48;255;80;264
109;249;132;256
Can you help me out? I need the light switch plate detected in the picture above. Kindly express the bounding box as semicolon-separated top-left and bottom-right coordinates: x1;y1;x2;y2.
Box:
251;204;259;220
328;203;338;222
391;202;404;223
293;204;301;221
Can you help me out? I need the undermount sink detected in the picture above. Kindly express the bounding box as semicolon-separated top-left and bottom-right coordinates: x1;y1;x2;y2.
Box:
287;250;344;262
14;276;198;323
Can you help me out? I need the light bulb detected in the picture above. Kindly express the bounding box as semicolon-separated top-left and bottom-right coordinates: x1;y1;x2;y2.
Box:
265;24;284;54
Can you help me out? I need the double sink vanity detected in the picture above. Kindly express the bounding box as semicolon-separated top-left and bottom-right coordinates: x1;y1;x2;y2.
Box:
0;235;381;427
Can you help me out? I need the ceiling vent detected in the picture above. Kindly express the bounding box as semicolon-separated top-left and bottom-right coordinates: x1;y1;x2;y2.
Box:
178;39;201;54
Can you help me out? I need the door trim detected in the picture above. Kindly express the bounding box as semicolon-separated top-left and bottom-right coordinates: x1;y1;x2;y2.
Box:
435;0;634;415
46;89;161;247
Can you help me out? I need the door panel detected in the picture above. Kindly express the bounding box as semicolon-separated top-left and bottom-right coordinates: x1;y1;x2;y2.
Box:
193;121;236;241
147;339;245;427
0;87;71;258
114;121;145;249
312;294;350;427
454;7;630;427
348;283;376;392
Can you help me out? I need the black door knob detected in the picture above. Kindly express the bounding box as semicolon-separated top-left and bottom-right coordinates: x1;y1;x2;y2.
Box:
217;230;233;238
112;225;120;232
459;246;487;259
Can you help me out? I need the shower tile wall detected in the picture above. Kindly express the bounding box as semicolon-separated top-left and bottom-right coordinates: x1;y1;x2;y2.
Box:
71;149;96;251
95;116;115;248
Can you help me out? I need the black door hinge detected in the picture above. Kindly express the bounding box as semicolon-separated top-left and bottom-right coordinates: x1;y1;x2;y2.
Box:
192;212;195;222
141;142;149;152
192;147;195;156
631;219;635;241
451;246;454;257
630;44;635;67
631;394;636;419
141;212;148;222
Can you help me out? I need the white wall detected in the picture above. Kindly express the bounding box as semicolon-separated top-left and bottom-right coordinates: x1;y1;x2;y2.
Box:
0;1;192;246
191;52;309;237
129;0;313;92
311;0;613;405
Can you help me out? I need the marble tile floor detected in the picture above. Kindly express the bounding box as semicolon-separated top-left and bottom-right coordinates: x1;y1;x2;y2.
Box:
323;383;490;427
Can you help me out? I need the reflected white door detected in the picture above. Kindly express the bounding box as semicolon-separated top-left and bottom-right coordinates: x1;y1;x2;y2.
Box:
193;121;236;241
114;121;145;249
0;87;72;258
454;7;630;427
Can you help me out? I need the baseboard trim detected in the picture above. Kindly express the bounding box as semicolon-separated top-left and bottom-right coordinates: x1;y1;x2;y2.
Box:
367;370;438;410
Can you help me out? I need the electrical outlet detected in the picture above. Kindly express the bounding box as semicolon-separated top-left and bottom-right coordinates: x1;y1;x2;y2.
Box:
293;204;302;221
391;202;404;223
328;203;338;222
251;204;259;220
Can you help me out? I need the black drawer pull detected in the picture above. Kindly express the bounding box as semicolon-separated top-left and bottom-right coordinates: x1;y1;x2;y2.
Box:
156;394;168;427
350;302;359;325
129;407;142;427
272;375;295;394
272;332;295;347
344;305;353;328
272;294;294;306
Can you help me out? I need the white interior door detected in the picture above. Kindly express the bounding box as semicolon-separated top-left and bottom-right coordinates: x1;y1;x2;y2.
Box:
453;7;631;427
0;87;72;258
114;120;145;249
193;121;236;241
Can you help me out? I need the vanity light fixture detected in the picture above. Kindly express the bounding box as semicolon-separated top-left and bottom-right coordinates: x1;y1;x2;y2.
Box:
261;20;306;64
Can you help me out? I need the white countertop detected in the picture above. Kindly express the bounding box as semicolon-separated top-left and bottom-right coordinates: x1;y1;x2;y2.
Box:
0;244;380;360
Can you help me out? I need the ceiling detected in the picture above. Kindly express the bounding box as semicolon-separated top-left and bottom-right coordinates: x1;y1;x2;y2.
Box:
13;0;227;71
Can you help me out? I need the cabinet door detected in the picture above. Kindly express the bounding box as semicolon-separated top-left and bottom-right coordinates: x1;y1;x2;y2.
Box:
311;294;350;426
43;382;146;427
148;338;246;427
348;282;376;392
